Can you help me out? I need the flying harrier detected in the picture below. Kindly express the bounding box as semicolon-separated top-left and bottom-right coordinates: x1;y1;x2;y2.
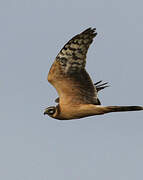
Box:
44;28;143;120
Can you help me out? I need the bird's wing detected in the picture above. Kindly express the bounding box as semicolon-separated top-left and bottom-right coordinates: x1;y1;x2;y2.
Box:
54;81;109;103
48;28;99;105
94;81;109;92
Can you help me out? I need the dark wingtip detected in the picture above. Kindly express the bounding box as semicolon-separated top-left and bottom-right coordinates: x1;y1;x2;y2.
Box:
94;80;110;92
81;27;97;37
94;80;103;86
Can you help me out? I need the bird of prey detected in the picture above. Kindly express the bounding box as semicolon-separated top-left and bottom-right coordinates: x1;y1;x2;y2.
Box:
44;28;143;120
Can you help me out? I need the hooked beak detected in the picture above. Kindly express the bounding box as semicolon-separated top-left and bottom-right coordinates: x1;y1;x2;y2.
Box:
43;108;48;115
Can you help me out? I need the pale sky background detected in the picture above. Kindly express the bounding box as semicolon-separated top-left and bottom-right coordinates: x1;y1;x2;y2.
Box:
0;0;143;179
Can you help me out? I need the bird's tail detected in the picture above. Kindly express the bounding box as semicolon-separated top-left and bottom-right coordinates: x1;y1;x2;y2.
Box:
103;106;143;113
76;104;143;118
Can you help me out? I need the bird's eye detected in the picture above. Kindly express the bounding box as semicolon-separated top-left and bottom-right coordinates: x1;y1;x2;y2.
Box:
48;107;56;115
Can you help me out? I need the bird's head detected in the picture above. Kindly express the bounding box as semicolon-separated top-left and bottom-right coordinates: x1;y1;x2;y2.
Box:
44;106;56;117
44;106;58;118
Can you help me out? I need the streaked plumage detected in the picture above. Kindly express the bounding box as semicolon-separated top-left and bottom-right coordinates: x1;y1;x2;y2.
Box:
44;28;143;120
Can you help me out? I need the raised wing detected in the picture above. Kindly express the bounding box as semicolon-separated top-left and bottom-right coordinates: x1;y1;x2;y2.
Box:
48;28;99;105
56;28;97;74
